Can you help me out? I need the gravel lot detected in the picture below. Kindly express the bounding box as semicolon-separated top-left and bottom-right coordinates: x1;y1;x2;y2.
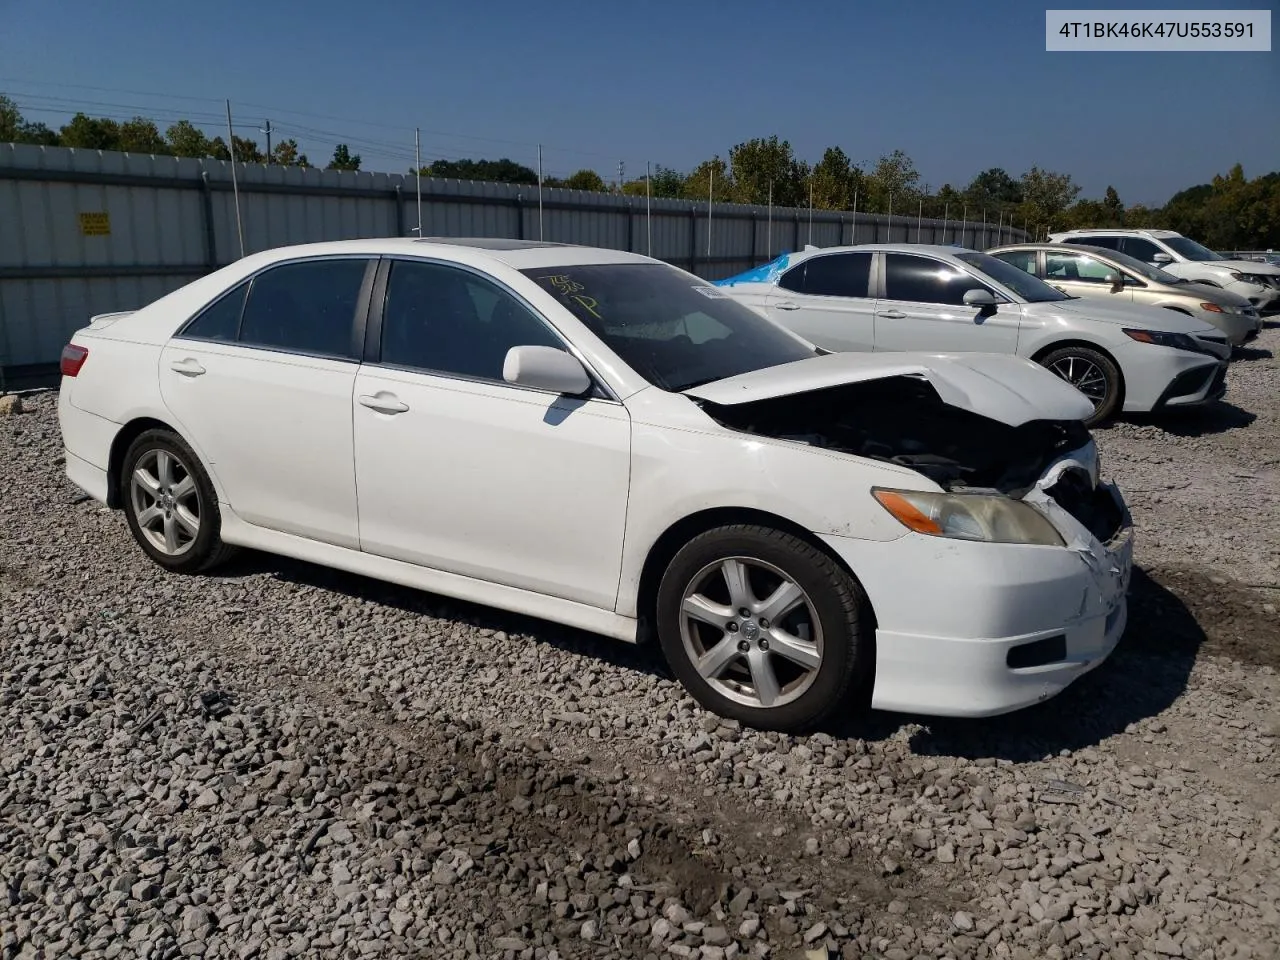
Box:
3;325;1278;960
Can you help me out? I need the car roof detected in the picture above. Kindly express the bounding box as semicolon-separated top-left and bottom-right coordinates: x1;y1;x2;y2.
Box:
227;237;660;271
1053;228;1182;239
990;242;1125;258
797;243;983;258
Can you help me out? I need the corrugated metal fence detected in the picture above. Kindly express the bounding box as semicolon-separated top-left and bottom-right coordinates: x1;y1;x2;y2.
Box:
0;144;1029;389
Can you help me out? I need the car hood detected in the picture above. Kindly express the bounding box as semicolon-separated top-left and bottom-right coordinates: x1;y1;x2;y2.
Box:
682;351;1094;426
1169;259;1280;277
1175;282;1253;309
1040;298;1220;334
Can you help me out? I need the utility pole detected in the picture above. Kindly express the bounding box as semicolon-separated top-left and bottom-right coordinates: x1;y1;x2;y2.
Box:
618;160;624;193
260;119;273;162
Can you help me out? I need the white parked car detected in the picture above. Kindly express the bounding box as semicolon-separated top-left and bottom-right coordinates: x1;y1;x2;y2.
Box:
715;244;1231;425
57;238;1133;732
1047;229;1280;313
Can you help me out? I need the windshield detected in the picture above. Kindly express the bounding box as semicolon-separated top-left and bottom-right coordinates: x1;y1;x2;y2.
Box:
953;251;1073;303
1164;236;1224;261
1091;247;1185;284
520;262;816;392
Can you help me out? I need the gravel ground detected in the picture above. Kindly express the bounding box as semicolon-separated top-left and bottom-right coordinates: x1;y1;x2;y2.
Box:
2;323;1278;960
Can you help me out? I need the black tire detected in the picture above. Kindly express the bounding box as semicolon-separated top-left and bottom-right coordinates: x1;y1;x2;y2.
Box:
120;428;237;574
655;524;872;733
1038;345;1123;427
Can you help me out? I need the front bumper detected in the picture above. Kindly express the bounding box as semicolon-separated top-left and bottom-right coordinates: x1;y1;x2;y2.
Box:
820;485;1134;718
1227;280;1280;312
1152;359;1228;410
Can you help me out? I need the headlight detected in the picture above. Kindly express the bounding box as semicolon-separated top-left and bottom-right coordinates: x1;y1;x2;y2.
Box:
1122;328;1203;352
872;488;1064;547
1229;271;1269;285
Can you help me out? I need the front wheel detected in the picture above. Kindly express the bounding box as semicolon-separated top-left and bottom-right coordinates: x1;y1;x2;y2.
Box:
655;524;872;733
121;429;236;574
1038;345;1123;427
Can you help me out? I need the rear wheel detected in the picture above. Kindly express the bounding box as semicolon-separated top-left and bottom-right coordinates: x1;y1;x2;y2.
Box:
1038;345;1122;426
121;429;236;574
655;524;872;733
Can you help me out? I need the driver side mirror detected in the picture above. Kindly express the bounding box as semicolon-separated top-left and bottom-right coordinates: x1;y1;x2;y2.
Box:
1104;272;1123;293
962;288;998;308
1152;252;1173;264
503;345;592;396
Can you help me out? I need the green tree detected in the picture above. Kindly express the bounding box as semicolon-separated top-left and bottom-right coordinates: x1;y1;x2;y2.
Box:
165;120;213;158
964;168;1023;208
621;164;685;199
864;149;921;213
682;156;729;202
809;146;862;211
563;169;606;192
1102;185;1123;221
327;143;360;171
209;135;266;164
0;94;20;142
118;117;168;155
270;138;308;166
59;112;122;150
1016;165;1081;232
425;157;538;184
728;136;806;206
17;121;58;146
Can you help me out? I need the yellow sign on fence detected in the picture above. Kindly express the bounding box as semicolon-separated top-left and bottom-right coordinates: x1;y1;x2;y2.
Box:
78;212;111;236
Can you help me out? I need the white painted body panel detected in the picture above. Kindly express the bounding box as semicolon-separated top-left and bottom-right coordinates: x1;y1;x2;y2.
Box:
159;341;361;550
55;237;1139;720
351;367;632;610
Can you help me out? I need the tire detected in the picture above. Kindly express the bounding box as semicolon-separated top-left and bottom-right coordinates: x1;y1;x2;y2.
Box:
655;524;872;733
1038;345;1123;427
120;428;236;574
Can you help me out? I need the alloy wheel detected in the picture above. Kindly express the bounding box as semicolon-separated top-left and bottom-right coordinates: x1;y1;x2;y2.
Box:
129;448;201;557
1047;354;1108;405
678;556;824;709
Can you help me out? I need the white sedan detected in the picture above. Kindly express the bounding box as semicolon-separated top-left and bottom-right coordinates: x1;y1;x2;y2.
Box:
57;238;1133;732
715;244;1232;426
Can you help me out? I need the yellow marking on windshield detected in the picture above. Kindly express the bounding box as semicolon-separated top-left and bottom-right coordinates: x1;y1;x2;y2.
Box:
571;294;602;319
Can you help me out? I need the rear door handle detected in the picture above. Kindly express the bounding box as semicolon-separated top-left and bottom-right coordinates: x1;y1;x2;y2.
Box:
773;301;801;311
169;358;206;376
877;310;907;319
358;393;409;415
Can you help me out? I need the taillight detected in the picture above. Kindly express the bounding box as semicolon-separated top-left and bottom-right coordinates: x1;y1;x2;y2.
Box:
60;343;89;377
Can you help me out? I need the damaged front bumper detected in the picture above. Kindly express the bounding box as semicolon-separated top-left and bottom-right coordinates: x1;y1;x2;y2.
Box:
820;467;1134;718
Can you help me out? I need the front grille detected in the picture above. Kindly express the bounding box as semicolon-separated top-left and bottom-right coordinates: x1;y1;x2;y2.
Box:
1043;470;1124;543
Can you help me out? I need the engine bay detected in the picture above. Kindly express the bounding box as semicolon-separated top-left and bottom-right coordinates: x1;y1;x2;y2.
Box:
694;374;1094;498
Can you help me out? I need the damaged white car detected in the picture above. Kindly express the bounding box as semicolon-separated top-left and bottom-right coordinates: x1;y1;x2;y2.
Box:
56;239;1133;732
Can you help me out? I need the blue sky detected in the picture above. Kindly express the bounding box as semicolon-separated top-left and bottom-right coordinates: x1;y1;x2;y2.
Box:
1;0;1275;205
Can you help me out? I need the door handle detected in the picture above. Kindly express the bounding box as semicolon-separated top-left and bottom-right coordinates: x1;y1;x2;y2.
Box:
169;358;206;376
877;310;907;319
358;393;409;415
773;301;801;311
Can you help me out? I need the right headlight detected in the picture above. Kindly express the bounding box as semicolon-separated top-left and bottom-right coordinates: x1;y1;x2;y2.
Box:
872;488;1064;547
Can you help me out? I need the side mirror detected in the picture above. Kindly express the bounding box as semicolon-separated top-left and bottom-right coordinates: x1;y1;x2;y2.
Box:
962;288;998;308
1152;252;1173;264
503;345;592;395
1104;272;1123;292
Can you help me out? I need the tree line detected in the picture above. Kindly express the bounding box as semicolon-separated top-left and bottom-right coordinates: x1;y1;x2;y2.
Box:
3;96;1276;248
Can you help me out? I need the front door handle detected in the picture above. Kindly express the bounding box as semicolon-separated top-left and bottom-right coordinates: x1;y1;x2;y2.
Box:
358;393;409;415
169;358;206;376
773;301;801;311
877;310;907;319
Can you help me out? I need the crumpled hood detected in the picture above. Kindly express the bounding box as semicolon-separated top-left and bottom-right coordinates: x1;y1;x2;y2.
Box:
682;351;1094;426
